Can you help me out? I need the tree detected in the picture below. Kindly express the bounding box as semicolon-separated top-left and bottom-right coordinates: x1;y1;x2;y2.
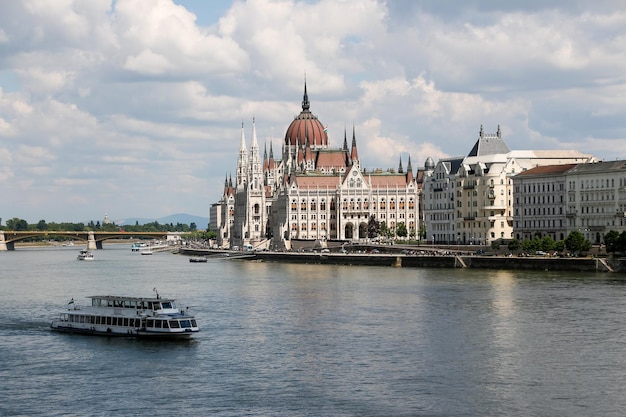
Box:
36;220;48;231
618;231;626;254
565;231;591;255
396;222;407;238
367;215;380;239
604;230;620;254
380;221;388;239
6;218;28;231
507;238;520;251
540;235;556;252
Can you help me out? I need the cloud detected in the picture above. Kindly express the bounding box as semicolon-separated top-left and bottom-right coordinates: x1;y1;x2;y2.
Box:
0;0;624;223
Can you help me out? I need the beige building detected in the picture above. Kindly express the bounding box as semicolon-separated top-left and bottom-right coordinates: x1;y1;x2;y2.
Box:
211;82;422;249
423;125;596;246
513;160;626;244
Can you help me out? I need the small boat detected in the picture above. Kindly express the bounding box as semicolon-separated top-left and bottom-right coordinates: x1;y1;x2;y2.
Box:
50;291;199;339
189;257;207;263
140;250;153;255
77;249;94;261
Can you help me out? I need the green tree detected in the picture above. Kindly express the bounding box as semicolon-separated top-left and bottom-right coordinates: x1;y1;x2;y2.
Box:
604;230;620;254
618;231;626;253
507;238;520;251
522;237;539;252
396;222;407;238
540;235;556;252
367;215;380;238
6;218;28;231
565;231;591;255
36;220;48;231
380;221;388;238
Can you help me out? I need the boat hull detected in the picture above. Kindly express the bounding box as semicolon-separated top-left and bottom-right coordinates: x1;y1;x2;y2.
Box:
50;323;197;339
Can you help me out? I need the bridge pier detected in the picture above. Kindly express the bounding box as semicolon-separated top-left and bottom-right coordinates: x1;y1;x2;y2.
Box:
87;231;97;250
0;231;6;251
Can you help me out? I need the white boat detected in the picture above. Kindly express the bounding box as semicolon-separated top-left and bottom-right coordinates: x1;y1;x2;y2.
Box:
77;249;94;261
50;291;199;339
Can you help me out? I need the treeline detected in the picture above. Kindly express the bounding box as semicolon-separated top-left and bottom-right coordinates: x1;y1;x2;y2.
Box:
500;230;626;256
0;217;200;233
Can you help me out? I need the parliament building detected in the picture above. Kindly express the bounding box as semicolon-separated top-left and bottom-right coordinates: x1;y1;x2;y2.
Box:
210;83;422;250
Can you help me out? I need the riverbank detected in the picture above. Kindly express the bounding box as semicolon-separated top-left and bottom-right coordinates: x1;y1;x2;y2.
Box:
179;248;626;273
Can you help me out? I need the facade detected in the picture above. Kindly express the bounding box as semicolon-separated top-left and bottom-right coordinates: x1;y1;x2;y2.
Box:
513;160;626;244
565;161;626;243
211;83;422;249
422;156;463;244
422;126;596;246
512;164;575;242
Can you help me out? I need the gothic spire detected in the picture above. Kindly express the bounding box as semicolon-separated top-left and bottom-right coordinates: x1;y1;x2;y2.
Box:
350;124;359;165
302;77;310;112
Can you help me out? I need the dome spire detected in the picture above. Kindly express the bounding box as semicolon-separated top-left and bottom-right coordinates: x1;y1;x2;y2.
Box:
302;75;310;112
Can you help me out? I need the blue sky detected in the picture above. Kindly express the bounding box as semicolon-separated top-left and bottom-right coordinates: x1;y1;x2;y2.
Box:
0;0;625;223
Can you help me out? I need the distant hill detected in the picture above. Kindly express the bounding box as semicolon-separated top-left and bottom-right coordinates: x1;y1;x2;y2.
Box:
115;213;209;228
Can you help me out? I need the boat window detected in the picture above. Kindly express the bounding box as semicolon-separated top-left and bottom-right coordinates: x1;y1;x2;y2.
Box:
153;303;161;310
123;318;129;327
161;321;169;329
169;320;180;329
191;319;197;327
90;316;96;324
147;302;153;310
179;320;191;328
161;302;172;309
79;315;85;324
106;317;112;326
147;319;154;328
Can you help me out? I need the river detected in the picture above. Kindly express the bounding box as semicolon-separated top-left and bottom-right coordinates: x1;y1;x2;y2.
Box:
1;245;625;416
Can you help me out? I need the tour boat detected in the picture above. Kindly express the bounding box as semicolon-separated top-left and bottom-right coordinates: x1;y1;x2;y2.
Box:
189;257;208;263
76;249;94;261
50;291;199;339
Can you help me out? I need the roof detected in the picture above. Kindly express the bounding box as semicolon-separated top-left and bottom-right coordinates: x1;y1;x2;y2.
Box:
315;149;349;169
284;82;328;147
368;174;410;188
291;174;340;189
566;159;626;174
88;295;172;302
467;126;510;157
515;163;577;177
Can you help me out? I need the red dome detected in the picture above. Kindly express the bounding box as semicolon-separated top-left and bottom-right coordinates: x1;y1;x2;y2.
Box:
284;83;328;147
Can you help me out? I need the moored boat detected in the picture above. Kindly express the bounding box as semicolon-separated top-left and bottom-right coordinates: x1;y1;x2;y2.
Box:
189;257;207;263
50;291;199;339
77;249;94;261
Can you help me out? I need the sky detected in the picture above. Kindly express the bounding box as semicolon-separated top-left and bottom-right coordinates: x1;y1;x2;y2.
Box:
1;0;625;224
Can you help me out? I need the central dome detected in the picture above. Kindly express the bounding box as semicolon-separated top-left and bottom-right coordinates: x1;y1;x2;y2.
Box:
284;83;328;147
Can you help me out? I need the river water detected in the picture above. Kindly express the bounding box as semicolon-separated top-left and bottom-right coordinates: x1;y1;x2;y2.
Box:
1;246;626;416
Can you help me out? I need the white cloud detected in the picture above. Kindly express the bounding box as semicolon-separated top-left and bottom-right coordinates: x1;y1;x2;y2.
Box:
0;0;625;222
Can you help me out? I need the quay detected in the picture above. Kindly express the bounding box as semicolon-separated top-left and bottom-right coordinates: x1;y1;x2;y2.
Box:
179;248;626;273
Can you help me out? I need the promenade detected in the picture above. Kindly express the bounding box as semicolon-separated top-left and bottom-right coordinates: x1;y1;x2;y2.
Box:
179;248;626;273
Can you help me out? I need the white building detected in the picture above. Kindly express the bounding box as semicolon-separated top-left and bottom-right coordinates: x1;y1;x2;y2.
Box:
211;82;422;249
423;125;596;246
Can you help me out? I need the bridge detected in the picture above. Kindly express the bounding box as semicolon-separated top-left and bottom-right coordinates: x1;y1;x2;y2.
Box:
0;231;182;251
